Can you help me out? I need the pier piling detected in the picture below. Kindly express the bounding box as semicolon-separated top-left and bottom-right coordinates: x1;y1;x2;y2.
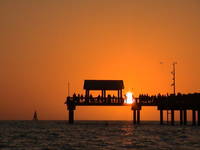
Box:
198;110;200;126
160;110;163;125
180;110;183;125
137;110;140;124
192;110;196;126
184;110;187;125
69;110;74;124
133;110;137;124
171;110;175;125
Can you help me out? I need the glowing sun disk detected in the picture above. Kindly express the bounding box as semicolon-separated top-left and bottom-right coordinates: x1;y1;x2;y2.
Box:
125;92;134;104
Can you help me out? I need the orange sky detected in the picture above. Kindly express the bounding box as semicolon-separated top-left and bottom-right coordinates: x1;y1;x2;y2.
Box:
0;0;200;120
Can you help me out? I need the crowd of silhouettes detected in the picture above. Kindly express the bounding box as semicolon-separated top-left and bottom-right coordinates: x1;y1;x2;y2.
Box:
139;93;200;107
66;93;124;104
66;92;200;108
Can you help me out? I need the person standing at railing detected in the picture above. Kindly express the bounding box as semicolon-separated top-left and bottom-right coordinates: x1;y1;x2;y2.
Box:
112;95;115;103
108;95;111;103
97;95;100;103
65;96;70;105
73;93;76;103
80;94;84;103
89;94;93;103
77;94;80;103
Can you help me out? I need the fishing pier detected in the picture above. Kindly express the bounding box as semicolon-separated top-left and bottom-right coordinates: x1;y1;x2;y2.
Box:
65;80;200;125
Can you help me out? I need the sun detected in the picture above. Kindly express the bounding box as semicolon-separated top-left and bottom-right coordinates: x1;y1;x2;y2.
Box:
125;91;135;104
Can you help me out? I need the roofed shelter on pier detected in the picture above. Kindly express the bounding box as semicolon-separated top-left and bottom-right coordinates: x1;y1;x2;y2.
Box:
83;80;124;99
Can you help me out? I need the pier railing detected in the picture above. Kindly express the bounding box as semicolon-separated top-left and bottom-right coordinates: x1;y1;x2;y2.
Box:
65;93;200;108
65;96;126;106
139;93;200;109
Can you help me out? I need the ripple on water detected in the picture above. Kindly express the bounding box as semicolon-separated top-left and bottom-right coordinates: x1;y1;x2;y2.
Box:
0;121;200;150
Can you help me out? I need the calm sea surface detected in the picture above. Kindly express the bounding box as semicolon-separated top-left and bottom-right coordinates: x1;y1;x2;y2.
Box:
0;121;200;150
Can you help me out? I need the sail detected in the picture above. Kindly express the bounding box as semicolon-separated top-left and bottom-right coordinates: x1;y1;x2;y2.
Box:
33;111;38;121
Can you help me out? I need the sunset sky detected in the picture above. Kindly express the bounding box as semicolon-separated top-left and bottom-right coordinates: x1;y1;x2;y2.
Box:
0;0;200;120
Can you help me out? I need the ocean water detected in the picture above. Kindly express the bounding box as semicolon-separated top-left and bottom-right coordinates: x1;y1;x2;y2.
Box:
0;121;200;150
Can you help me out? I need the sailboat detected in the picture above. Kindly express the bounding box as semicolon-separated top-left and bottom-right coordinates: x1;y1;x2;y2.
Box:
33;111;38;121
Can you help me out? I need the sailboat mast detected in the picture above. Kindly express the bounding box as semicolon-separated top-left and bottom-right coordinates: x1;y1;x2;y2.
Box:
68;81;70;96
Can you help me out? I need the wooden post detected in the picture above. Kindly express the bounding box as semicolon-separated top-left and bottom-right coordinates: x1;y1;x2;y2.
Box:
104;90;106;103
184;110;187;125
180;110;183;125
137;110;140;124
192;110;196;126
133;110;137;124
120;89;122;100
118;90;120;103
85;90;90;98
171;110;174;125
85;90;87;97
69;110;74;124
160;109;163;125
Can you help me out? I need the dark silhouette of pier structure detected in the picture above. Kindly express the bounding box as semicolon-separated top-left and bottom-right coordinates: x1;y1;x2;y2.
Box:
65;80;200;125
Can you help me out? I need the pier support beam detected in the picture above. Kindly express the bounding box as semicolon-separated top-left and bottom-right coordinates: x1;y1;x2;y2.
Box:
180;110;183;125
66;98;76;124
171;110;175;125
192;110;196;126
133;110;137;124
160;109;163;125
198;110;200;126
118;90;120;102
85;90;90;98
69;110;74;124
166;110;169;124
184;110;187;125
137;110;140;124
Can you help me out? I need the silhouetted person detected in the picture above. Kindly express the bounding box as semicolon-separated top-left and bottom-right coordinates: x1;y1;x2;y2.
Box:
77;94;80;103
108;94;111;103
85;94;89;104
101;95;103;103
66;96;70;104
80;94;84;102
112;95;115;103
89;94;93;103
73;93;76;102
97;95;100;103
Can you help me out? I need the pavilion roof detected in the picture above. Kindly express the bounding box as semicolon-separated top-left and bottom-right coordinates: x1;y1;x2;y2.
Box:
84;80;124;90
